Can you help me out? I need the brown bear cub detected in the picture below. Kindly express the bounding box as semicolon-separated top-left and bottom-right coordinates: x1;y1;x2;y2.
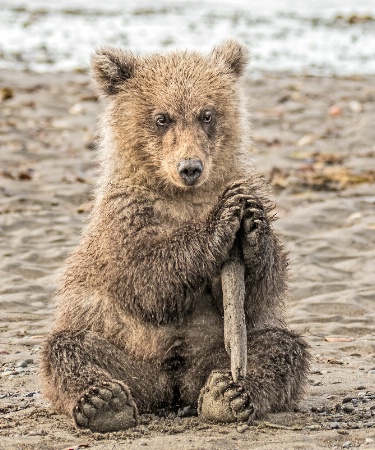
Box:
41;41;310;432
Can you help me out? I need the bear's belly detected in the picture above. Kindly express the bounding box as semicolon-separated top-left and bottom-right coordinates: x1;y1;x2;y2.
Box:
109;291;224;364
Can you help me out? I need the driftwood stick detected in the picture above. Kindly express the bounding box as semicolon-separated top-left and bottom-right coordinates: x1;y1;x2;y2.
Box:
221;237;247;383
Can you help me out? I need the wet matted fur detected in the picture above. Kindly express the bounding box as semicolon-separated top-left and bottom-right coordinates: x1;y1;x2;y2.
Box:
41;41;310;432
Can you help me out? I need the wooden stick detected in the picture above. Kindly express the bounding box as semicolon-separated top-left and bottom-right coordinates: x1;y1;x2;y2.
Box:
221;238;247;383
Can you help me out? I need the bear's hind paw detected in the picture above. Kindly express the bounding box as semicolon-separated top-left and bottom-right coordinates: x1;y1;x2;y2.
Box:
198;371;254;423
73;381;138;432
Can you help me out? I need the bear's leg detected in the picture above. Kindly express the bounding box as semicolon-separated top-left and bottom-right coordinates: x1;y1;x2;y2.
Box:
41;330;173;432
198;328;310;422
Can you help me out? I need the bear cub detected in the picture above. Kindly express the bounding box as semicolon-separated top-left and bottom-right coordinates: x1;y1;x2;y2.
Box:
41;41;310;432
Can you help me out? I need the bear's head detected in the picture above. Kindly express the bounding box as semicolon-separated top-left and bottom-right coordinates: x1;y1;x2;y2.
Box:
91;41;250;191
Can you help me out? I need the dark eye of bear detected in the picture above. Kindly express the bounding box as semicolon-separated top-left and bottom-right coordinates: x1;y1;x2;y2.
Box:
155;114;169;128
202;111;212;123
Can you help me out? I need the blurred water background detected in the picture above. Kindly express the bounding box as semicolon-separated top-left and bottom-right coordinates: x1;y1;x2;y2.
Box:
0;0;375;74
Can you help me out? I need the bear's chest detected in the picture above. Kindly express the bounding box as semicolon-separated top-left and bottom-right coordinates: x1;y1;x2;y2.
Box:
153;195;216;226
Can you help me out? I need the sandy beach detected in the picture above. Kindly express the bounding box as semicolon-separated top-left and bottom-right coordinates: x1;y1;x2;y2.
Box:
0;69;375;449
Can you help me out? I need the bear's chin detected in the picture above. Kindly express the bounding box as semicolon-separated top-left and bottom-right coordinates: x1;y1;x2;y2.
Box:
168;177;208;190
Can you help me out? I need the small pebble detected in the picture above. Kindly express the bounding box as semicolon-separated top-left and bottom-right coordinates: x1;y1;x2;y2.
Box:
236;424;249;433
357;386;366;390
2;371;18;377
343;396;356;404
69;103;85;115
365;438;374;444
329;105;342;117
0;349;10;355
343;404;354;414
368;370;375;375
1;371;13;377
296;134;315;147
349;100;363;113
27;429;47;436
330;422;340;429
16;360;28;368
342;441;352;449
25;392;38;398
177;406;197;418
364;421;375;427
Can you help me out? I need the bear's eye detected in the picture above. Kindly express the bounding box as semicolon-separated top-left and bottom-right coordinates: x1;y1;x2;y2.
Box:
202;111;212;123
155;114;169;128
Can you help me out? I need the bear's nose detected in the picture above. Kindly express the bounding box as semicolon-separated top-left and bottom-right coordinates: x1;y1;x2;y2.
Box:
177;159;203;186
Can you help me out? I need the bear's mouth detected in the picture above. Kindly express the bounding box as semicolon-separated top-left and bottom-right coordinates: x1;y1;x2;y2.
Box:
177;158;204;186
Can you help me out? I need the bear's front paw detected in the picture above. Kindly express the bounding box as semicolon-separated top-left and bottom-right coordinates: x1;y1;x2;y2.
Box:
73;381;139;432
198;371;254;423
209;180;258;252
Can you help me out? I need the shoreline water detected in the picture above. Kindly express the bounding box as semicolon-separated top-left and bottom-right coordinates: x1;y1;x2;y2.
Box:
1;1;375;75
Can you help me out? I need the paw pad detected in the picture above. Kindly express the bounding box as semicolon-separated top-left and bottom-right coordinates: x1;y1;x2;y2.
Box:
198;371;254;423
73;381;138;432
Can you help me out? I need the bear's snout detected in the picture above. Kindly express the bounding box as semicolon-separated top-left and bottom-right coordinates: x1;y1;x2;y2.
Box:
177;159;203;186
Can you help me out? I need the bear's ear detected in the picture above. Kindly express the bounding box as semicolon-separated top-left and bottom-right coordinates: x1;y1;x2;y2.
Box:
90;47;137;96
210;40;249;77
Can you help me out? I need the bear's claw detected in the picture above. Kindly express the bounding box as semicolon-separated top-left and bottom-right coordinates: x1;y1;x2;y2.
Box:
243;199;267;234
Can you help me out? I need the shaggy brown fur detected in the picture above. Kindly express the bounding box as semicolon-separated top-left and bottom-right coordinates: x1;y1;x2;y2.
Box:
41;41;310;432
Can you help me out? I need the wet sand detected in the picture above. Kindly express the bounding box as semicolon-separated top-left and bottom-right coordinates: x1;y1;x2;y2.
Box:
0;70;375;449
